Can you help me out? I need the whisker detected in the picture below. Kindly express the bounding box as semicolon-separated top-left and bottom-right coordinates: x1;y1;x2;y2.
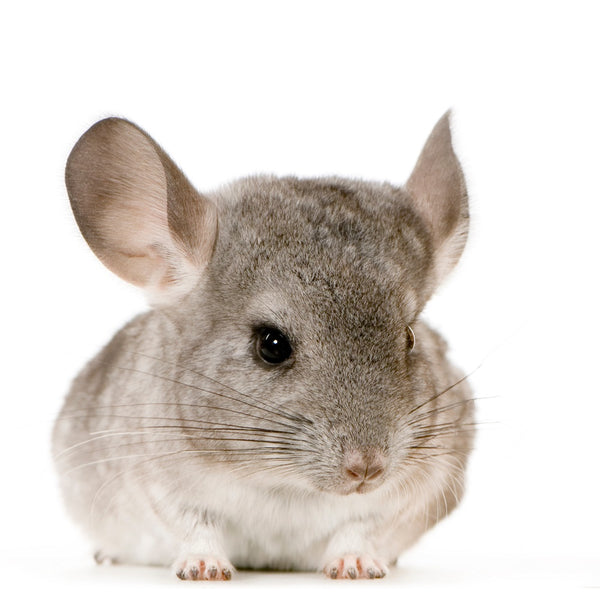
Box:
101;353;309;427
128;350;311;425
90;450;303;526
64;364;307;430
63;446;304;477
56;436;304;464
86;449;304;527
404;395;497;428
405;364;484;419
58;406;301;436
53;429;196;460
57;405;302;435
410;421;487;441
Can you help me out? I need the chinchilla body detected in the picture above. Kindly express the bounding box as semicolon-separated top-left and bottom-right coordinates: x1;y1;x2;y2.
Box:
53;114;474;579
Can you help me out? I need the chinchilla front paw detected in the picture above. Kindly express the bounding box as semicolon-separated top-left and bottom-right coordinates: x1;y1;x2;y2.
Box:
173;555;234;581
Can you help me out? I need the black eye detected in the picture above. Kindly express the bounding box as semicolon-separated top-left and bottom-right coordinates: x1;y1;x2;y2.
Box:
256;327;293;365
406;325;416;353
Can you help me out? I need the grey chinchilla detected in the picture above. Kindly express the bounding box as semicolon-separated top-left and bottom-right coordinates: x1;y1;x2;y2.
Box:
52;112;474;580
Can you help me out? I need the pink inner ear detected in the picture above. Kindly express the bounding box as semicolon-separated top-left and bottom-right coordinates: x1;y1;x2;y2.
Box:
404;112;469;286
66;118;217;303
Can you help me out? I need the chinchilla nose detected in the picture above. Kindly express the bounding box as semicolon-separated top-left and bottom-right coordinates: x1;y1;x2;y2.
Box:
342;448;387;483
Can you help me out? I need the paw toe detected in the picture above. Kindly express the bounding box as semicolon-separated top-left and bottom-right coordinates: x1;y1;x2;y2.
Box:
323;554;387;580
173;556;234;581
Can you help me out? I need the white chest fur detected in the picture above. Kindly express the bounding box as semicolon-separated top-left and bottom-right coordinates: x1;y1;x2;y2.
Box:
148;471;406;571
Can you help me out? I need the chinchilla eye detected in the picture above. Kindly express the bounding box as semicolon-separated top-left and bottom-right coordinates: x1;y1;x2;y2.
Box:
256;327;293;365
406;324;416;353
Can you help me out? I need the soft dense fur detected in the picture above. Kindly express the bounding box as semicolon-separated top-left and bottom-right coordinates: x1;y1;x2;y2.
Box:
53;113;474;580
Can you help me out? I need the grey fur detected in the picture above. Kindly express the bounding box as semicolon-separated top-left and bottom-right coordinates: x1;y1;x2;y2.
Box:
53;113;474;579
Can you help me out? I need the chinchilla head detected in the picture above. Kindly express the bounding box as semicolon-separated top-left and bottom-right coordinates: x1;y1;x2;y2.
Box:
66;113;469;496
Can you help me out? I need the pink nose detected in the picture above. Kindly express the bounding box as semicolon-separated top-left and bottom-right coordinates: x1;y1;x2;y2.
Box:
343;449;386;483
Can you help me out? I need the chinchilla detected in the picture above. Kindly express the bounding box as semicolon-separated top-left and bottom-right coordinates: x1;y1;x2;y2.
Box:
52;112;474;580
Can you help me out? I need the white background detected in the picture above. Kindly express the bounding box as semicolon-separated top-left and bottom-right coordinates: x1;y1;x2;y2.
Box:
1;1;599;598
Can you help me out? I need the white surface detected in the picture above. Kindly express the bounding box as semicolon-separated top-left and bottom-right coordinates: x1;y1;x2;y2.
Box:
1;0;599;597
1;554;599;598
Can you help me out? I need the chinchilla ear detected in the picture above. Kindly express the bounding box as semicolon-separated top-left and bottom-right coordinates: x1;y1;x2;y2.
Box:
405;111;469;287
66;118;218;305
